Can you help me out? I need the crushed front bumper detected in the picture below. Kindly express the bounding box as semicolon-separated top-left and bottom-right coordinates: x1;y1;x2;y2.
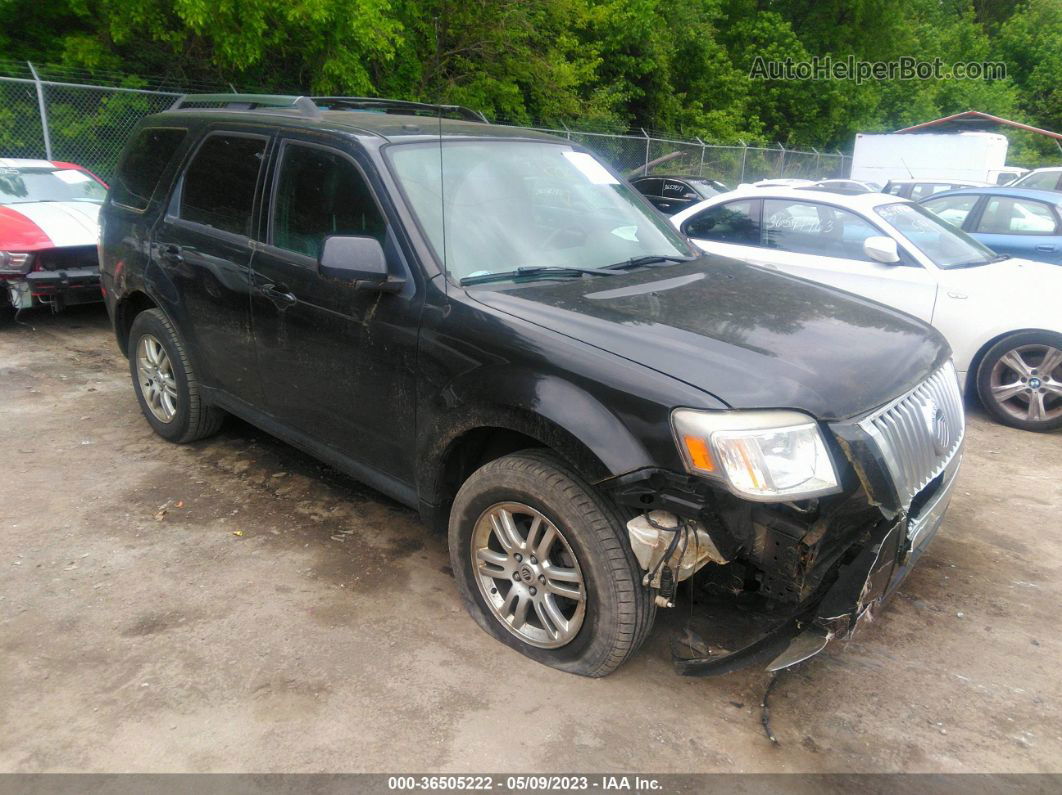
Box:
2;268;102;309
667;446;964;676
766;446;963;671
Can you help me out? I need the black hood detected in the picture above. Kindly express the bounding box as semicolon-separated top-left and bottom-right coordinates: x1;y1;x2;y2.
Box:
466;257;949;421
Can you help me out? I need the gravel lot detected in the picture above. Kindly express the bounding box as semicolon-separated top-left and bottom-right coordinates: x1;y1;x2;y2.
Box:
1;304;1060;774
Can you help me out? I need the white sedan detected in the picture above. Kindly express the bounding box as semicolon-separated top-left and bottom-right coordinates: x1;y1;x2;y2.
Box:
670;186;1062;432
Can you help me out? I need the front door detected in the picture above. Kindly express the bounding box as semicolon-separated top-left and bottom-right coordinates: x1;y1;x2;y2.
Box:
687;197;938;322
250;139;422;484
754;198;938;322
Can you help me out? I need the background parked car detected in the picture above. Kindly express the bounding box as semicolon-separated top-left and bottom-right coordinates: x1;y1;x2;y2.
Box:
814;179;882;193
747;178;816;188
629;174;727;215
1010;167;1062;192
0;157;107;311
671;186;1062;431
919;187;1062;265
883;179;990;200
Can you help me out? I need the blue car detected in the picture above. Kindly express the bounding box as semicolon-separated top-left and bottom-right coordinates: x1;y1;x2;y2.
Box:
919;187;1062;265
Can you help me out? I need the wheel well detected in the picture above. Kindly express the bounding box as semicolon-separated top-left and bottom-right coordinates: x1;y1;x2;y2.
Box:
437;428;545;508
115;291;158;355
425;424;611;532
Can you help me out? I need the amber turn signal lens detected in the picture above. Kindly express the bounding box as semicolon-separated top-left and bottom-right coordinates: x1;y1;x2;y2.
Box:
682;435;714;472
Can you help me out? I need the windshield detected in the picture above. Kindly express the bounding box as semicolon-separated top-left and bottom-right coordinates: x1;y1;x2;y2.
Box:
386;141;693;281
875;202;998;269
0;167;106;205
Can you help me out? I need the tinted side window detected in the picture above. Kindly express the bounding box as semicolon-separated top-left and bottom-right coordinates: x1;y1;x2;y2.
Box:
683;200;759;243
111;128;187;211
883;183;903;196
922;194;979;228
661;180;694;199
271;144;386;258
976;197;1059;235
633;178;663;197
180;135;266;236
763;199;881;261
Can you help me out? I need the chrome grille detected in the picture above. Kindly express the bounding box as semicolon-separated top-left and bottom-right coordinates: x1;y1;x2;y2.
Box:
858;361;965;508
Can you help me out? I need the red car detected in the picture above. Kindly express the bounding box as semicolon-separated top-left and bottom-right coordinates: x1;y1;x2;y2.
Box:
0;158;108;311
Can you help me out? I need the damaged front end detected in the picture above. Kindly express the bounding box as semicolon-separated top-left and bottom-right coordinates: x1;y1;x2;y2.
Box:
607;362;966;676
1;246;102;311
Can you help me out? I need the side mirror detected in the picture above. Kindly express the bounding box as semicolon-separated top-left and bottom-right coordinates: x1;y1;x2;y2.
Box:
319;235;404;292
863;235;900;264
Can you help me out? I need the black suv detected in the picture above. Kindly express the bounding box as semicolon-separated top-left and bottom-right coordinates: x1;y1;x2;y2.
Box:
100;95;965;677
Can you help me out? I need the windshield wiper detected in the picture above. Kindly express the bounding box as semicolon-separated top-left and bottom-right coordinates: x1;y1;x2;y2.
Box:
459;265;615;286
948;254;1010;269
601;254;695;271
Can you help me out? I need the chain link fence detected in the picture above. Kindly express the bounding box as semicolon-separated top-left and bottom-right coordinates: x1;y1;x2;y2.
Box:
534;128;850;184
0;65;851;184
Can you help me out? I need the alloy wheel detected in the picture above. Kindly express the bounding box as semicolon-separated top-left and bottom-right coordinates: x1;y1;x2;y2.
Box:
470;502;586;649
136;333;178;423
989;344;1062;424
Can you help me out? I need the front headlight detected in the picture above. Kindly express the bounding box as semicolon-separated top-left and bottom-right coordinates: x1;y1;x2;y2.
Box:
0;252;32;275
671;409;840;501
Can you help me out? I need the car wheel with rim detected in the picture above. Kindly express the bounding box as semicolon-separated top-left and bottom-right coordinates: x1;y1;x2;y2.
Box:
448;450;655;677
976;331;1062;432
127;308;225;443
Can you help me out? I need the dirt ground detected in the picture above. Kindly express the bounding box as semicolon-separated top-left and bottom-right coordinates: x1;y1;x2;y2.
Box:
1;304;1060;774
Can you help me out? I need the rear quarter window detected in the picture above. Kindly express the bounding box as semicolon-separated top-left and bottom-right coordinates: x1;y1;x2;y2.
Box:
111;128;187;211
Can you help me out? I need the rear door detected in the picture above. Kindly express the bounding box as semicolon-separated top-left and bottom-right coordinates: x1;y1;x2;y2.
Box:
153;129;270;406
969;195;1062;264
680;197;763;260
249;136;423;483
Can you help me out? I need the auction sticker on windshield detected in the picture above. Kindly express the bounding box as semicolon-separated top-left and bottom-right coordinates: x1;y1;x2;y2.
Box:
562;151;618;185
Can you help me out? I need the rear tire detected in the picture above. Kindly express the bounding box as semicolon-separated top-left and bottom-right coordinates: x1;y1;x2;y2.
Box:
449;450;655;677
127;308;225;443
976;331;1062;432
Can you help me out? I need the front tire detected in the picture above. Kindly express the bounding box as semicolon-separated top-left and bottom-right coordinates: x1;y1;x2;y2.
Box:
449;450;655;677
976;331;1062;432
127;308;225;443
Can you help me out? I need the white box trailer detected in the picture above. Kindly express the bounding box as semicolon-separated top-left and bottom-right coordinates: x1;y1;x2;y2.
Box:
850;132;1010;184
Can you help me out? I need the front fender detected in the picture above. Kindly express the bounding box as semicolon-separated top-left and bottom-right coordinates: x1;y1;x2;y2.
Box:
456;366;654;472
416;363;703;514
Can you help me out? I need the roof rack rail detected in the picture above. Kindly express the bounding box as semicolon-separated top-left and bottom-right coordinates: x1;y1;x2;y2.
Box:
166;93;489;124
168;93;321;118
312;96;488;123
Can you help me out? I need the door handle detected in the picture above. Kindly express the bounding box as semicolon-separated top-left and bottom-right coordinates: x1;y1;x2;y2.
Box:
157;244;183;264
259;283;298;308
1035;245;1056;252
